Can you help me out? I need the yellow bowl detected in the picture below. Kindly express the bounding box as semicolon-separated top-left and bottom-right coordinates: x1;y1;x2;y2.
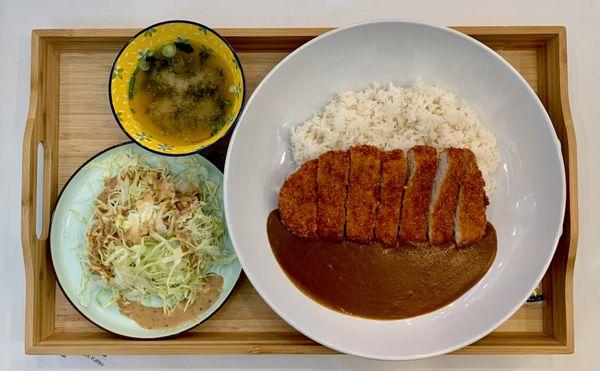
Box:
109;20;245;155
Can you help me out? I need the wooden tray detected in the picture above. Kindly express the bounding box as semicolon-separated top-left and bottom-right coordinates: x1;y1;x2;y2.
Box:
22;26;578;355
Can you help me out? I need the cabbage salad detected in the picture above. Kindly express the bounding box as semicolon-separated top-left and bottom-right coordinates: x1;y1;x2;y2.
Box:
83;150;234;313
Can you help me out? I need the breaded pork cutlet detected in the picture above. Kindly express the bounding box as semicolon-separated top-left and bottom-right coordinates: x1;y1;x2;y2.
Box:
399;145;438;244
317;151;350;240
346;145;382;243
454;150;488;247
278;160;318;238
428;148;466;245
374;150;407;246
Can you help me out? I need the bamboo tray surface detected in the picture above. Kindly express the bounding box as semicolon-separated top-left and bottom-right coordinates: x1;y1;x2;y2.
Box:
22;26;577;355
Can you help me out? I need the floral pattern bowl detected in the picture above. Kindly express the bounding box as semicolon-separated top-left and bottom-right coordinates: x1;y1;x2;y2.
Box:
109;20;245;156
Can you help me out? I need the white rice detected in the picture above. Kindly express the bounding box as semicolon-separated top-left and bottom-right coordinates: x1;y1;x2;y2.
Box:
290;78;500;195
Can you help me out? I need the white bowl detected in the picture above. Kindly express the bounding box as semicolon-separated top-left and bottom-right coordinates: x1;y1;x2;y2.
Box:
224;21;565;360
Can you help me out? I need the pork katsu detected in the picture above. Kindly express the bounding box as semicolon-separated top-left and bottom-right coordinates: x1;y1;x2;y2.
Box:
277;145;489;247
316;151;349;240
346;145;382;243
455;150;489;247
399;146;438;244
278;159;318;239
428;148;467;245
374;150;407;246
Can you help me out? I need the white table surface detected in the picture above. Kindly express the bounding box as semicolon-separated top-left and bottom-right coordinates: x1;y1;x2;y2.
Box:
2;0;599;369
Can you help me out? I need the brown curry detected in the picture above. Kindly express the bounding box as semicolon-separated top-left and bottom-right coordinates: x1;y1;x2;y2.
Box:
267;210;496;320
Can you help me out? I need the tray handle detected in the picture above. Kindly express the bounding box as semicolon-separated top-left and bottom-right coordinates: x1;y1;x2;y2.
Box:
22;32;62;350
22;90;48;274
21;32;58;281
21;80;59;348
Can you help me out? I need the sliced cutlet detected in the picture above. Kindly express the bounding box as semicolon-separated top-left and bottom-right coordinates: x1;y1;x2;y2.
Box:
346;145;382;243
317;151;349;240
399;145;438;244
454;150;489;247
428;148;467;245
374;149;407;246
278;159;318;239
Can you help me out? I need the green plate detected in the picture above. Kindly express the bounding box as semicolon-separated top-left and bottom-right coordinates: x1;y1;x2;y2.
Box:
50;142;242;339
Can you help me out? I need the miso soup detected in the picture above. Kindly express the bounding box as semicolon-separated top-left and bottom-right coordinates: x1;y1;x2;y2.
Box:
129;40;235;145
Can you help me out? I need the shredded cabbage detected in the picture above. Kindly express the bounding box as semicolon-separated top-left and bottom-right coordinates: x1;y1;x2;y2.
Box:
83;150;234;313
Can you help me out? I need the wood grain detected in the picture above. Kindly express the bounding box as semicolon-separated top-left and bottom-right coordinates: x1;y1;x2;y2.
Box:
22;26;577;355
543;27;577;353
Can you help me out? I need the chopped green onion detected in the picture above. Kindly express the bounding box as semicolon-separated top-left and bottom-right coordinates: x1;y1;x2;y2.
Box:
138;59;150;71
162;43;176;58
128;67;139;99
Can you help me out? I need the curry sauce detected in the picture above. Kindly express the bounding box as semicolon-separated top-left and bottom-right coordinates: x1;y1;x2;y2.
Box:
267;210;496;320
